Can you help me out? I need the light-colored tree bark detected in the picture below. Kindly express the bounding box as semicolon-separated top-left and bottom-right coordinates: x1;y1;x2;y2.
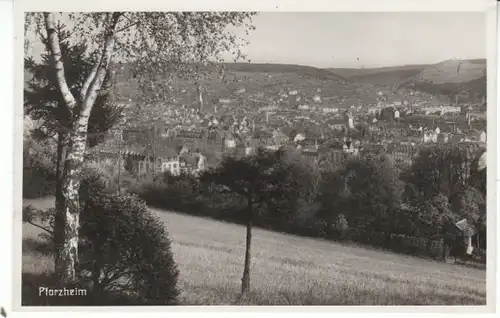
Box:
45;12;121;283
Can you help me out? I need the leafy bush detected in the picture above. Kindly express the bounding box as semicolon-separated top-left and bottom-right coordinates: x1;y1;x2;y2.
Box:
23;172;180;305
133;177;206;216
130;146;485;264
319;155;402;232
79;192;180;305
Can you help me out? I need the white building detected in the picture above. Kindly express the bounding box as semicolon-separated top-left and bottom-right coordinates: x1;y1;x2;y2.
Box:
225;139;236;148
161;159;181;176
197;154;207;171
245;147;254;156
348;117;355;129
479;131;487;143
322;107;339;114
294;133;306;143
265;145;279;151
138;155;181;176
423;130;438;143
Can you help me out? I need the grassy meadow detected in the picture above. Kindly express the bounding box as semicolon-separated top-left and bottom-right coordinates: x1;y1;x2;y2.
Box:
22;198;486;305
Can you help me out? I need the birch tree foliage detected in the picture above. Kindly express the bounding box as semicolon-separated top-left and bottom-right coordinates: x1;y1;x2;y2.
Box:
23;11;257;284
25;12;256;103
24;26;123;148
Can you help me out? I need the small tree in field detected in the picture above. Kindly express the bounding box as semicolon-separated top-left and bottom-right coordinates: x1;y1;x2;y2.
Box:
200;148;300;296
25;11;256;283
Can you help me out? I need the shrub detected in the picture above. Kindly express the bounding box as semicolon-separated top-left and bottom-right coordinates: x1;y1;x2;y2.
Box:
23;174;180;305
79;192;180;305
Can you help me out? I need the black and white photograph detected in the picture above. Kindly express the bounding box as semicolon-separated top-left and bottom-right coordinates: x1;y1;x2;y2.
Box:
16;4;492;309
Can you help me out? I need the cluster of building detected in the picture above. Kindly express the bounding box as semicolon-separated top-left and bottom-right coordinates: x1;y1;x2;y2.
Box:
96;82;487;181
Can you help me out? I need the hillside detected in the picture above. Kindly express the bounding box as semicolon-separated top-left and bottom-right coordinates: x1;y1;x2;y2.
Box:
111;62;382;108
327;64;427;86
225;63;348;81
327;59;487;103
25;58;486;116
405;59;486;85
399;59;486;103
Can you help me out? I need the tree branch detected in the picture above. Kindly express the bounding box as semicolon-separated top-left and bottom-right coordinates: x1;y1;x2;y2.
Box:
44;12;77;112
81;12;121;116
80;12;122;103
25;220;54;236
80;62;100;103
116;21;140;34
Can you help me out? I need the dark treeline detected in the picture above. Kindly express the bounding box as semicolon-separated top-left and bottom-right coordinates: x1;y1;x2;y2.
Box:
22;137;487;304
127;144;486;264
23;138;487;264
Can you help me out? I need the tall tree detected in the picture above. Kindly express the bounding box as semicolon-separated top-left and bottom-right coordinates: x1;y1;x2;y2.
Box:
24;26;123;149
401;145;471;202
318;154;402;233
24;24;124;264
200;148;299;296
24;12;257;283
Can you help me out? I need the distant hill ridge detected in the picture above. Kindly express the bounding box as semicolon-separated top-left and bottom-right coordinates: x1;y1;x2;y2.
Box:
326;64;428;84
401;59;486;85
223;63;349;81
24;58;485;106
327;59;486;103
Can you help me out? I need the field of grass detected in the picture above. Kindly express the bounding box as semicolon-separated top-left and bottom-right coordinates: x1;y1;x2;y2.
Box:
22;198;486;306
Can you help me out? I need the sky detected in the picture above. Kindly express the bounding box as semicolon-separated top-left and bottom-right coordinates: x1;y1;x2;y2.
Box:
233;12;486;68
26;12;486;69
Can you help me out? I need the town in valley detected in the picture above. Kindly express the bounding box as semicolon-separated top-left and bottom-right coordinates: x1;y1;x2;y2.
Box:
22;11;488;306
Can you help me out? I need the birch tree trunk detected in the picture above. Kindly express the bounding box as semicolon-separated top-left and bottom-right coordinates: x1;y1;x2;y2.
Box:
53;131;66;262
45;12;121;283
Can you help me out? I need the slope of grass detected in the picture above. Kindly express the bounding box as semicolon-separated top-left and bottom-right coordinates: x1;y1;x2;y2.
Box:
225;63;349;81
327;59;486;103
349;69;423;87
397;59;486;102
410;59;486;85
327;65;426;86
21;198;486;306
